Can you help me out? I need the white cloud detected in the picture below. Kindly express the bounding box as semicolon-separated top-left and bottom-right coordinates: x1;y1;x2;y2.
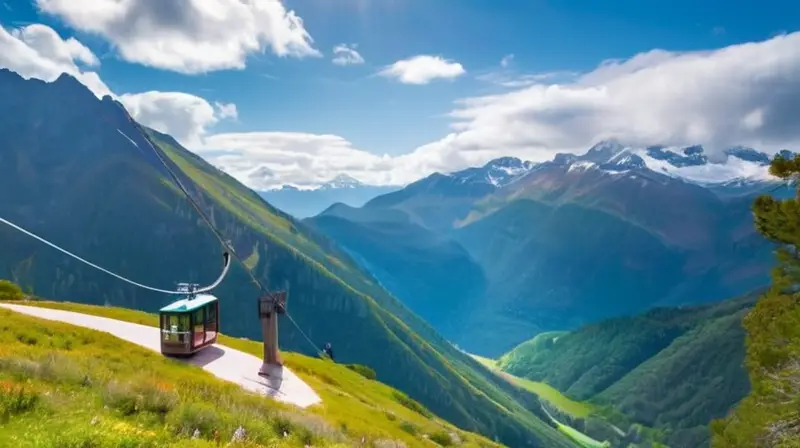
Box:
197;132;401;189
332;43;364;66
119;91;228;148
500;54;514;68
4;21;798;191
214;102;238;120
477;70;579;88
35;0;321;74
0;22;236;149
379;55;465;84
423;31;800;169
201;32;800;188
0;23;111;97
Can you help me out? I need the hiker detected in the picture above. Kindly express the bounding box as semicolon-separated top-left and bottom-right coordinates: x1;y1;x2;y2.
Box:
323;342;335;361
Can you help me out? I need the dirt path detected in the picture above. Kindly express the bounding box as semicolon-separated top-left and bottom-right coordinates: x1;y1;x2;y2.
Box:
0;303;322;409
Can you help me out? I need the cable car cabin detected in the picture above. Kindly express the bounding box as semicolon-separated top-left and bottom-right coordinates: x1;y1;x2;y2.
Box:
159;294;219;356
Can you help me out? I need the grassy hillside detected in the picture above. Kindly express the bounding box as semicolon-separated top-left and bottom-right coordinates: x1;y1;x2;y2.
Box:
499;293;760;447
0;303;503;448
0;71;573;448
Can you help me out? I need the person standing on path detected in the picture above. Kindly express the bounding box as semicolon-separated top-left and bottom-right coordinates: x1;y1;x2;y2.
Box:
323;342;335;361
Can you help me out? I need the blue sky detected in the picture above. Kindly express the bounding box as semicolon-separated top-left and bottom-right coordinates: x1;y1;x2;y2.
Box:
1;0;799;188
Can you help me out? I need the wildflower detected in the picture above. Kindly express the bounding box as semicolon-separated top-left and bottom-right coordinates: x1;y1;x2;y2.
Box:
232;425;247;442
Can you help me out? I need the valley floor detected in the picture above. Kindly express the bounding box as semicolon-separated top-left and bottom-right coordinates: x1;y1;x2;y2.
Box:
468;354;610;448
469;354;594;418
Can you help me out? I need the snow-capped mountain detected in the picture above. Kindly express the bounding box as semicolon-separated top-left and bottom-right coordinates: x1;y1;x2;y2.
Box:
319;174;363;190
447;156;536;187
259;173;397;218
552;141;793;191
406;141;789;201
645;145;708;167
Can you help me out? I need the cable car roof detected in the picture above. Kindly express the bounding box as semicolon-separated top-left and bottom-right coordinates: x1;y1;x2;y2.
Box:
159;294;218;313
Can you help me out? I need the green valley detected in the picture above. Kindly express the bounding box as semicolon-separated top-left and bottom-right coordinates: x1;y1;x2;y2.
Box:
496;292;761;447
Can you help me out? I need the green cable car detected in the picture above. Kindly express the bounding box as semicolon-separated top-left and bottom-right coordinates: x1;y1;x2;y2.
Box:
159;253;231;357
159;288;220;356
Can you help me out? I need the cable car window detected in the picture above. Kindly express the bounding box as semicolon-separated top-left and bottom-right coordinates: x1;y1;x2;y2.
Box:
162;313;190;343
204;303;218;341
193;308;205;347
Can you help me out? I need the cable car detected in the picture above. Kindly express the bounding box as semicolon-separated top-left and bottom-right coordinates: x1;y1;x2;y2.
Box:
159;253;231;357
159;286;220;356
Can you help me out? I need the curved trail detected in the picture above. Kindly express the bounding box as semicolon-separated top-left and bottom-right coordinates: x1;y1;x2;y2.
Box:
0;303;321;409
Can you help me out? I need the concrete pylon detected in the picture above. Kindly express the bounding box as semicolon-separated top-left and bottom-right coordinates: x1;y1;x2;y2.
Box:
257;291;287;378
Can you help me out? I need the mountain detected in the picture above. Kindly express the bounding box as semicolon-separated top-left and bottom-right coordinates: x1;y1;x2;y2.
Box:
305;157;537;342
362;157;536;231
0;69;576;448
309;141;783;356
259;174;398;218
499;290;762;448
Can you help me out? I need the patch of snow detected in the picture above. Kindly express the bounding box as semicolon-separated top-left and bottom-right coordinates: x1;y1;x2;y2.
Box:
567;161;596;172
635;148;774;184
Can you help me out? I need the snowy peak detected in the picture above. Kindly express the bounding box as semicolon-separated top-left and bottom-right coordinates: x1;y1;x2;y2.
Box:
574;141;646;173
724;146;770;165
484;156;536;172
601;150;646;171
267;173;364;192
449;156;536;187
646;145;708;167
581;140;627;163
320;174;363;190
553;153;578;166
645;144;783;169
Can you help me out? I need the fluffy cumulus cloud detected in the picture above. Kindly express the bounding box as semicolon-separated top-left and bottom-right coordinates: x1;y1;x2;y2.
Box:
202;32;800;188
214;102;238;120
0;23;111;97
118;91;228;148
194;130;523;190
35;0;320;74
4;18;800;190
379;55;465;84
435;31;800;165
0;22;236;149
331;43;364;66
198;133;400;189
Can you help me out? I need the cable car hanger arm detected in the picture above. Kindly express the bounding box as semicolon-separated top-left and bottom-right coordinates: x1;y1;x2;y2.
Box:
193;251;231;294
